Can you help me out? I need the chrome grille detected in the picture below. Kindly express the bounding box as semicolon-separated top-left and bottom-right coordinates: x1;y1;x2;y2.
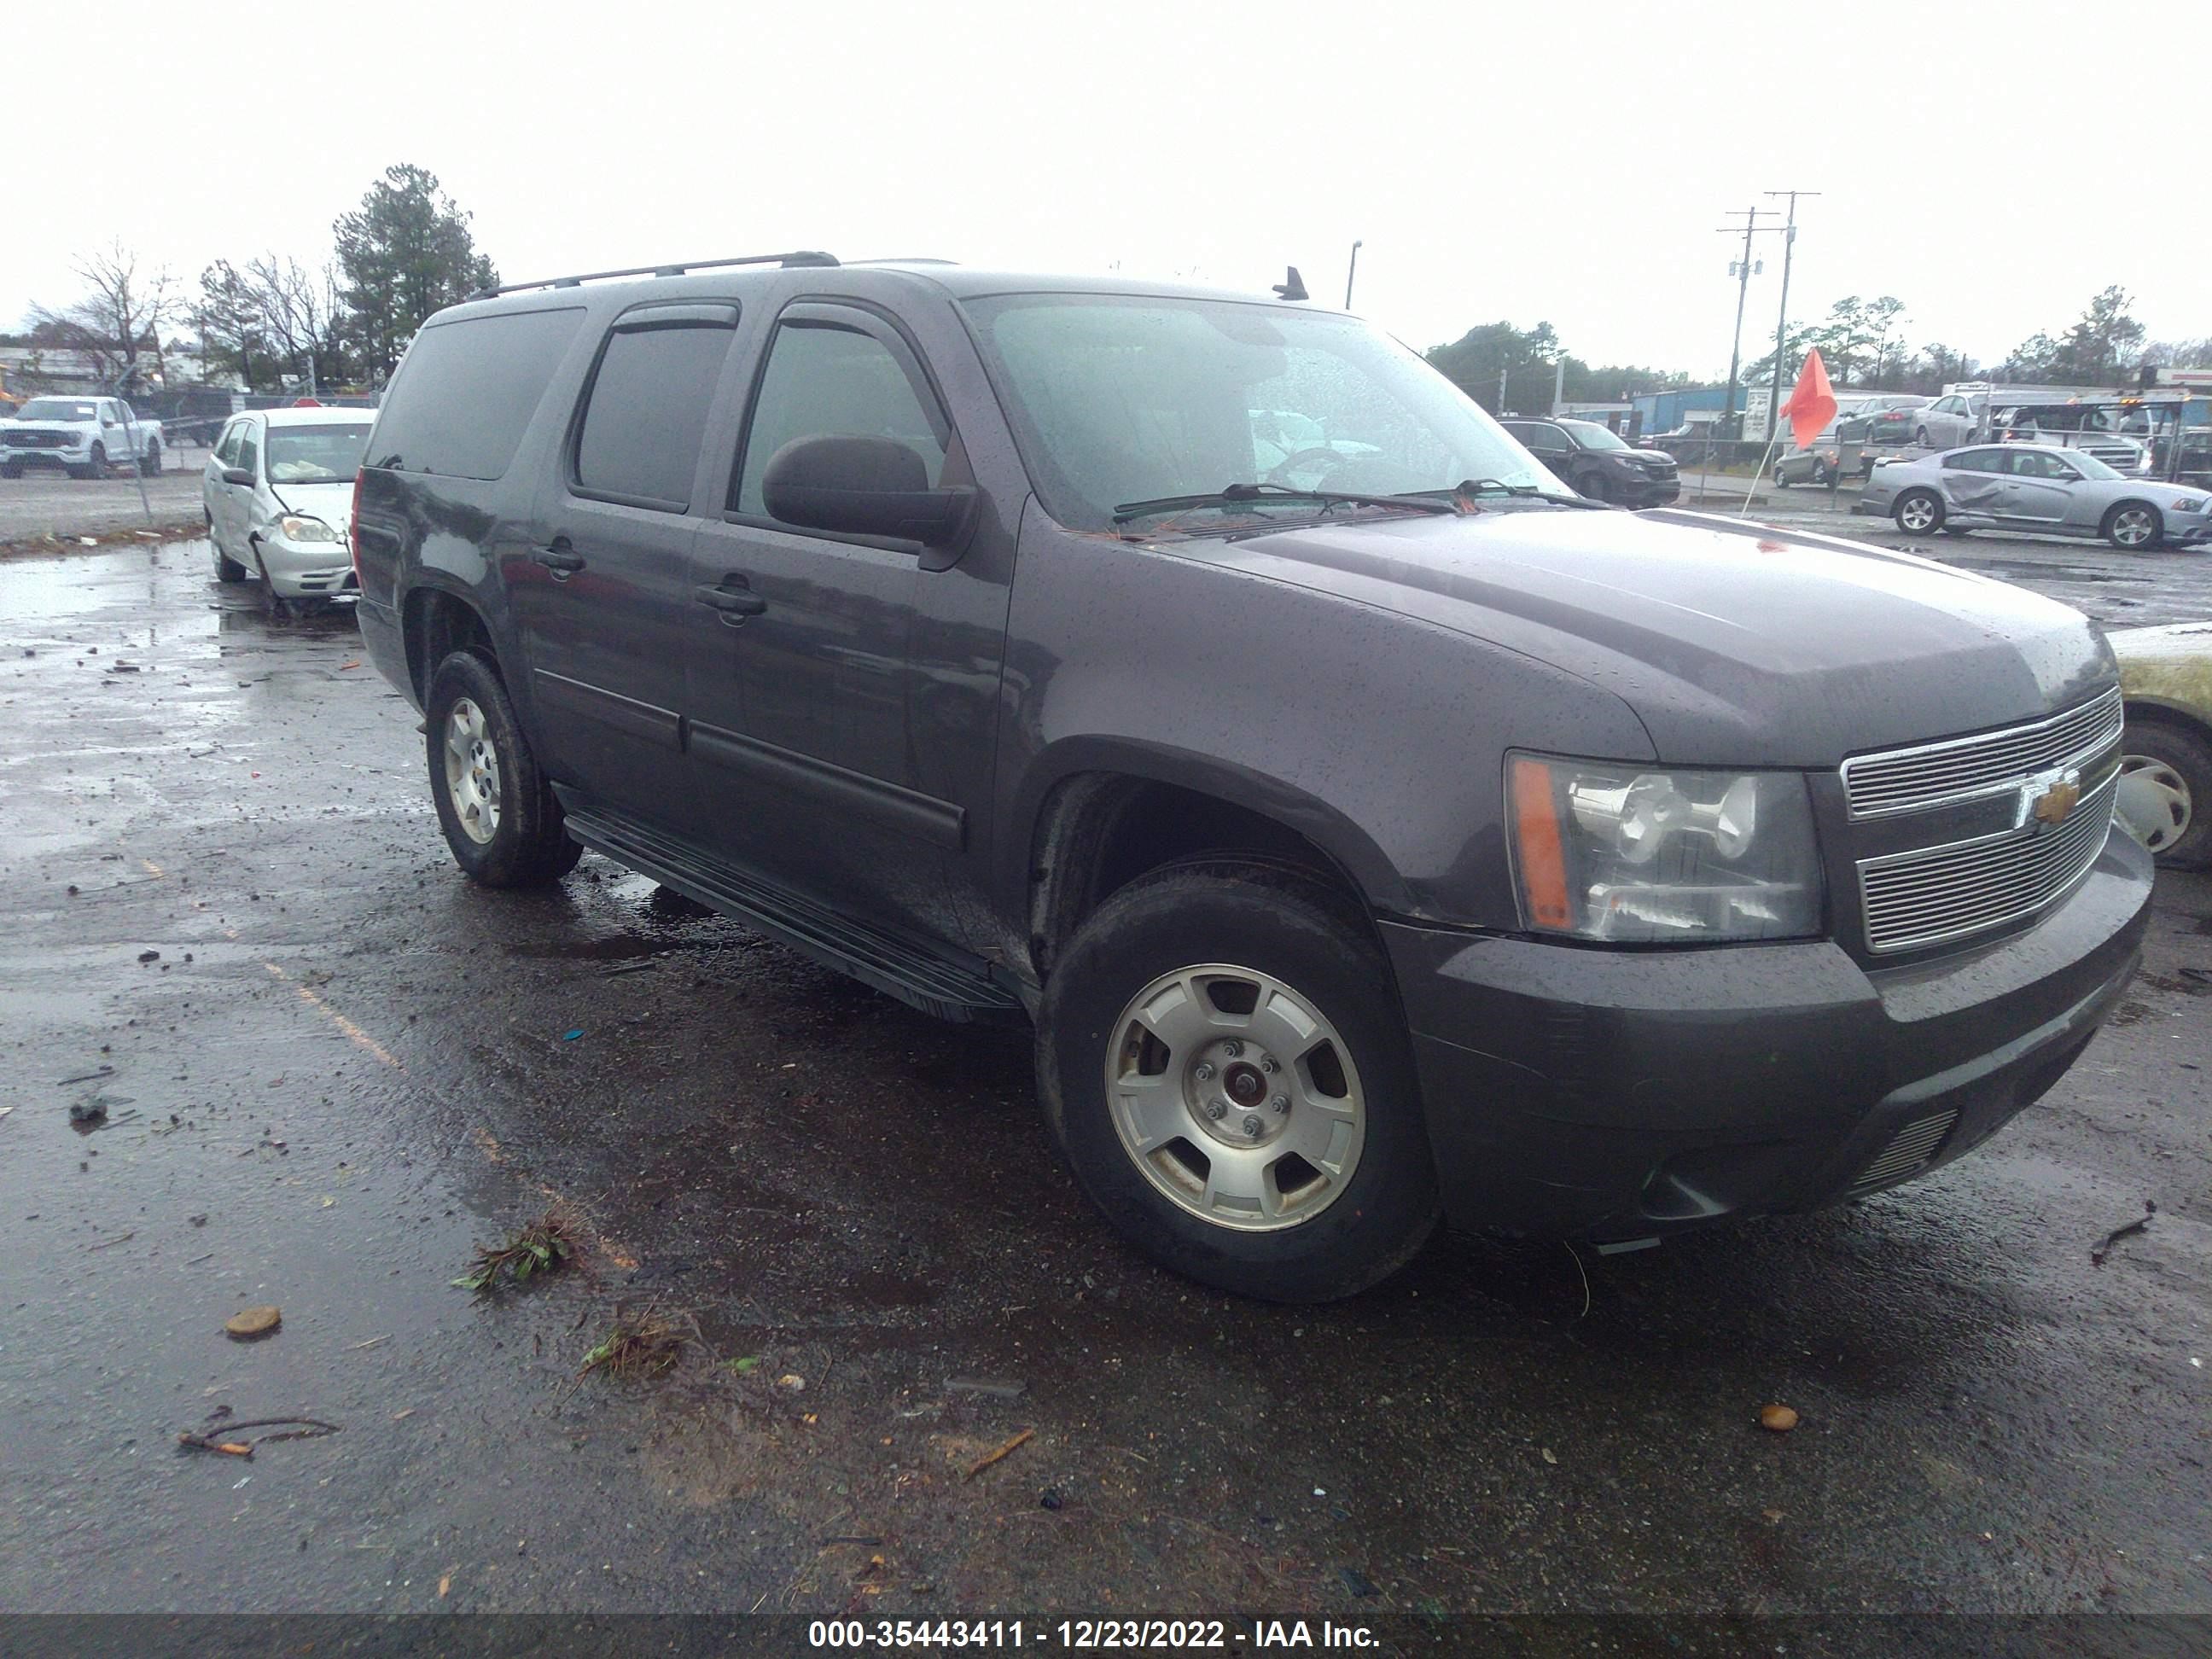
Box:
1842;688;2122;819
1858;771;2116;954
1852;1110;1958;1193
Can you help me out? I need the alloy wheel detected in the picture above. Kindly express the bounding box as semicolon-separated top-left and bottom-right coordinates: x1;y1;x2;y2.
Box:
442;698;503;845
1103;963;1365;1231
2110;507;2157;549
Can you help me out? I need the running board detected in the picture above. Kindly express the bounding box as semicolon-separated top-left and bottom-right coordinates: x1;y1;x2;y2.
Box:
559;800;1026;1026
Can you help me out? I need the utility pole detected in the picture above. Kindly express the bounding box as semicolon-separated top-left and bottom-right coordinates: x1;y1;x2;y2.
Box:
1344;240;1362;310
1714;207;1776;435
1763;189;1819;445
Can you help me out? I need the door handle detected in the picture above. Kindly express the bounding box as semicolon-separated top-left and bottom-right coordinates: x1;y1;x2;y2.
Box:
695;581;766;618
533;544;585;576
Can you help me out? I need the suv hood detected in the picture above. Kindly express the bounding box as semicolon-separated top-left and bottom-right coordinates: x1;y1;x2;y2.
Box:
1220;506;2112;766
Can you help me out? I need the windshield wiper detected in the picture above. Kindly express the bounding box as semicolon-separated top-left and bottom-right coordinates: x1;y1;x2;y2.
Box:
1111;481;1458;527
1411;479;1610;509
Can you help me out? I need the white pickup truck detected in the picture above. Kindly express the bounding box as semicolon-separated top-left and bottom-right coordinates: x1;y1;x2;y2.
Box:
0;395;166;480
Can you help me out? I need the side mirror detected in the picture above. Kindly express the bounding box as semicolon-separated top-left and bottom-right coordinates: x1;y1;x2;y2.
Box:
222;467;255;487
760;435;973;548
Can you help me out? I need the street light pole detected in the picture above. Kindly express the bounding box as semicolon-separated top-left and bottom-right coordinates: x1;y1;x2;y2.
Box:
1344;240;1362;310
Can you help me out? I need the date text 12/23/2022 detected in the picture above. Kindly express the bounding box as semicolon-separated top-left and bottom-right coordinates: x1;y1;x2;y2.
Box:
807;1620;1379;1649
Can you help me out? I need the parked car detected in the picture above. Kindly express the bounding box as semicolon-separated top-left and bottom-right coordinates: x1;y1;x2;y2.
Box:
1772;399;1893;486
0;395;165;479
2110;622;2212;869
1912;393;1982;449
1863;396;1931;446
1859;444;2212;549
1499;417;1680;505
352;255;2151;1301
202;407;375;608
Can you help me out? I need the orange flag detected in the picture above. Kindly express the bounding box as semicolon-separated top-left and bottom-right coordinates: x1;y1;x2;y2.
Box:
1781;348;1837;451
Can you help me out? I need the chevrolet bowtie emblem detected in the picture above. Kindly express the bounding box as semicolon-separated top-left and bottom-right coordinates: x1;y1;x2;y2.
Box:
2031;777;2081;825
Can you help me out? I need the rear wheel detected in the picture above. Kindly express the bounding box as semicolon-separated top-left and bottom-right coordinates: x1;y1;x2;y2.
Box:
138;439;161;476
1038;865;1440;1301
1894;489;1944;534
2103;503;2163;551
424;650;582;888
1914;426;1931;446
2116;718;2210;870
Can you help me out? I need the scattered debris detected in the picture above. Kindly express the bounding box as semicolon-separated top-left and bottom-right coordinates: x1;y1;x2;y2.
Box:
577;1306;692;1381
68;1099;108;1126
776;1373;806;1393
600;961;659;978
2180;967;2212;988
452;1213;579;1293
2092;1202;2156;1268
1759;1404;1800;1433
225;1306;283;1340
963;1426;1034;1480
0;1108;12;1123
1039;1489;1063;1511
823;1534;886;1547
946;1376;1027;1399
1338;1566;1379;1598
562;1028;585;1042
723;1356;762;1376
178;1417;341;1457
137;950;160;963
87;1231;136;1252
347;1335;390;1352
55;1066;115;1087
1540;1447;1558;1465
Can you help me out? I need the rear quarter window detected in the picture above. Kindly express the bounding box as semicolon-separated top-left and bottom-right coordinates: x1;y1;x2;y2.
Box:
366;306;585;480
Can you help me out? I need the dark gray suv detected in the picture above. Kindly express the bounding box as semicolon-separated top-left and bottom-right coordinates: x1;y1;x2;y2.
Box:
351;253;2152;1301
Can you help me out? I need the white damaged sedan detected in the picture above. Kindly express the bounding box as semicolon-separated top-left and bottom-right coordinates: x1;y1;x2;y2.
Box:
203;406;375;608
1856;442;2212;551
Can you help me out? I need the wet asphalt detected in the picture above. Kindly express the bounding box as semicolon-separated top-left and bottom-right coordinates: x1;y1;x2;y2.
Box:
0;526;2206;1624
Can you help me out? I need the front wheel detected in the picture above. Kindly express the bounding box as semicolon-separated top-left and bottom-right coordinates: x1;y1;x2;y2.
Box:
2103;503;2163;551
74;442;108;481
423;650;583;888
1894;488;1944;534
2116;719;2210;869
1038;866;1440;1301
1578;472;1611;505
1771;463;1791;489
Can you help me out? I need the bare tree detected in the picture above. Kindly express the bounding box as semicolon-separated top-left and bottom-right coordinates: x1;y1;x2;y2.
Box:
245;255;350;392
29;242;179;392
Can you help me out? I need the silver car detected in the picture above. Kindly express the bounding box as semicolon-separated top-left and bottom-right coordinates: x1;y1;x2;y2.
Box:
1911;393;1982;448
1856;443;2212;550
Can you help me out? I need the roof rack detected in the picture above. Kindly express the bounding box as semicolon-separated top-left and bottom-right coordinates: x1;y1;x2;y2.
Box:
470;250;840;300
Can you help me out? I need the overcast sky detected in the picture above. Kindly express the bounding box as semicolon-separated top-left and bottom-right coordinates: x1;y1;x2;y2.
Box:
15;0;2211;382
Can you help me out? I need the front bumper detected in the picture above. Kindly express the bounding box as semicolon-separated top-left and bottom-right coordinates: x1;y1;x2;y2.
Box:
1621;473;1681;507
255;531;357;599
1;445;92;472
1384;829;2153;1241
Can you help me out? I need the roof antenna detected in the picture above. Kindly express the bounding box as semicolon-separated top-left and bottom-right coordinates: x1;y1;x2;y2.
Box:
1272;266;1308;302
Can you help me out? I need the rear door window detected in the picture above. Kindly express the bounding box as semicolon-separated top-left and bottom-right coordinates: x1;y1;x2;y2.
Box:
572;308;739;510
1944;449;2010;474
367;306;585;480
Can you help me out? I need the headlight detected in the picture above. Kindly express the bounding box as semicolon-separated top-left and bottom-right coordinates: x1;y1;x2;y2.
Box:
277;515;335;543
1507;755;1824;943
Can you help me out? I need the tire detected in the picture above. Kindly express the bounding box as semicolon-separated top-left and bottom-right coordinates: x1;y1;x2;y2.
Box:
1771;463;1790;489
86;441;107;480
1036;864;1441;1301
1894;488;1944;535
138;439;161;477
1914;426;1931;446
0;463;20;480
209;512;247;582
423;649;582;888
1939;526;1973;537
2116;716;2211;870
2102;502;2164;552
1577;472;1610;505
